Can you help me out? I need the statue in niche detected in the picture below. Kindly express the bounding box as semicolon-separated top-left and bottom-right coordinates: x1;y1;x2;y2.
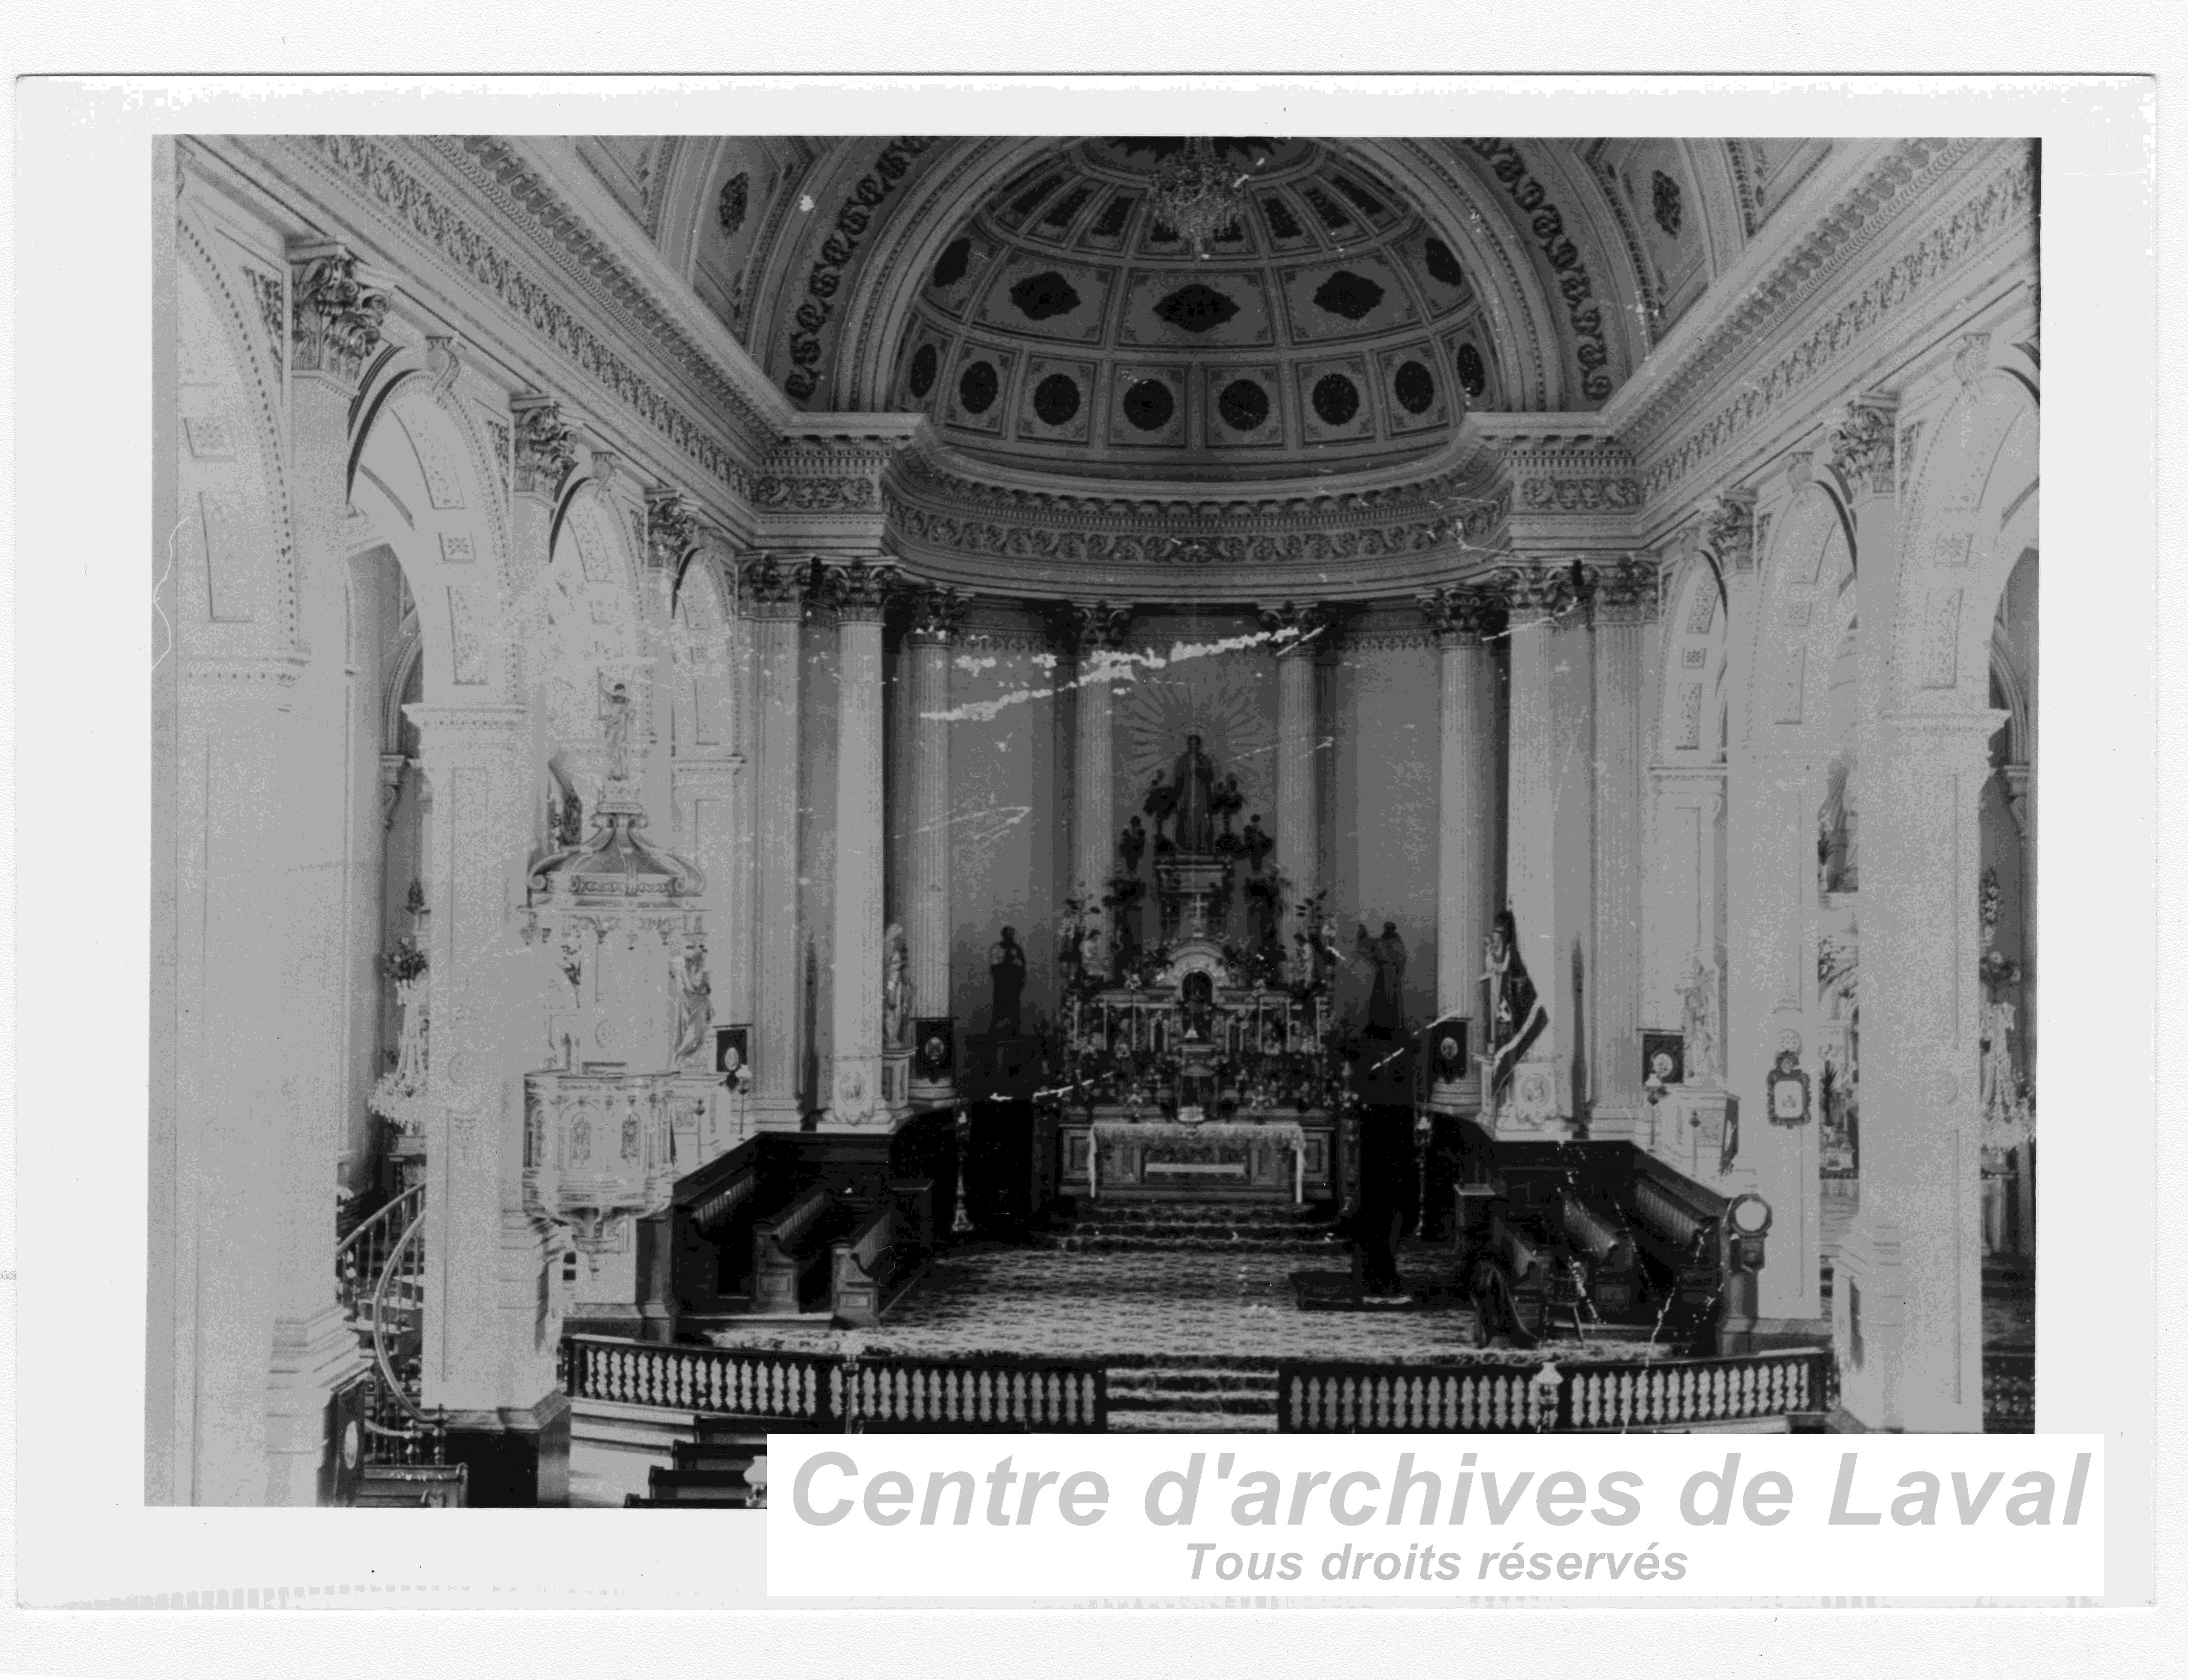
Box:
1240;814;1273;875
1181;970;1216;1042
1213;773;1245;842
988;926;1027;1036
602;680;636;787
1357;920;1408;1038
1170;734;1219;854
1119;815;1147;875
882;923;913;1049
1677;952;1721;1084
674;939;712;1065
1818;754;1860;894
1142;773;1178;854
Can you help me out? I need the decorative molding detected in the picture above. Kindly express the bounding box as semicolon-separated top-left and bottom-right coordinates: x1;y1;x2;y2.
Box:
1824;395;1898;501
294;137;764;499
781;136;943;404
425;333;464;395
1461;139;1616;402
288;243;390;384
1517;474;1641;513
1954;331;1993;393
1635;144;2034;502
241;265;286;379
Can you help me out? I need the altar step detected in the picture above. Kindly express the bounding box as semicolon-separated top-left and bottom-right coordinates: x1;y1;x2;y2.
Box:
1105;1357;1281;1432
1046;1199;1349;1257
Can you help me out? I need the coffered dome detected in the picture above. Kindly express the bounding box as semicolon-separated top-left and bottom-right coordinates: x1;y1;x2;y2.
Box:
885;139;1505;483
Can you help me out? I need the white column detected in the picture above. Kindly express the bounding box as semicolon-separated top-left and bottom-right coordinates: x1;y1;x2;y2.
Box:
906;587;966;1095
741;555;810;1127
1260;601;1330;906
824;561;899;1127
1418;588;1501;1111
261;243;387;1503
1499;564;1596;1131
1070;601;1132;924
1590;563;1657;1133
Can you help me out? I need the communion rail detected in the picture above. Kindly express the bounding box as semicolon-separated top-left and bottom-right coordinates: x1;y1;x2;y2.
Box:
559;1336;1106;1432
1277;1348;1834;1433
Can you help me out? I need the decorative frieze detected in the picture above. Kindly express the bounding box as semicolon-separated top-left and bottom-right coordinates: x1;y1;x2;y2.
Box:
288;244;390;384
1461;139;1617;403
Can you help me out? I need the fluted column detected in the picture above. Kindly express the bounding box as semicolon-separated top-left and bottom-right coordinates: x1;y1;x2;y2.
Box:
1069;601;1134;924
741;555;812;1127
906;587;967;1097
823;561;902;1128
1258;602;1333;909
1418;587;1504;1113
1590;559;1659;1132
1497;562;1597;1133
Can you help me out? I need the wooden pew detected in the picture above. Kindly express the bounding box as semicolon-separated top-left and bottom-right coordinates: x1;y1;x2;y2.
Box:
1554;1187;1640;1318
829;1178;933;1328
1617;1154;1745;1352
750;1184;835;1314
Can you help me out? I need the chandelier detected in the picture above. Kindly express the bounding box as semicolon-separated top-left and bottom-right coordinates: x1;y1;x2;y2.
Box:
1149;137;1249;257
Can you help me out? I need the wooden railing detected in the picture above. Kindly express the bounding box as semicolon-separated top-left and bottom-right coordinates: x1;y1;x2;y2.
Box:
1278;1348;1834;1433
335;1183;422;1328
559;1337;1106;1432
1984;1348;2035;1433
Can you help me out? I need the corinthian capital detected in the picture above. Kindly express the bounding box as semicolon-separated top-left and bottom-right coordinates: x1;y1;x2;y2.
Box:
645;489;702;571
1824;397;1898;501
818;559;904;622
1415;586;1505;644
1067;600;1135;654
907;585;970;644
1495;560;1592;617
1700;491;1757;574
511;396;579;498
289;243;390;385
1257;600;1337;646
738;552;819;619
1587;555;1660;618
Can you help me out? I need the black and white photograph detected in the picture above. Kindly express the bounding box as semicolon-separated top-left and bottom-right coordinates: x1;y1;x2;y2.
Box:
145;126;2041;1502
5;52;2173;1670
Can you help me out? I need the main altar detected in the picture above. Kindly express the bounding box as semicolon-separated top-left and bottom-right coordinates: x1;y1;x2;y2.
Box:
1048;733;1354;1205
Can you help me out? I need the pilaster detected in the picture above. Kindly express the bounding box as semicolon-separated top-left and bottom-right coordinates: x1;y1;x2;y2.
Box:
741;553;815;1128
1258;601;1335;912
1068;601;1135;929
905;585;968;1099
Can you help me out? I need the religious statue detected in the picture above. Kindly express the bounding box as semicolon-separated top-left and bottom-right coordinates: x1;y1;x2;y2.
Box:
1239;814;1273;875
1142;773;1179;853
988;926;1027;1035
1213;772;1245;839
1170;734;1218;854
1357;920;1408;1038
1119;815;1148;875
673;939;712;1065
882;923;913;1048
602;680;635;787
1677;952;1720;1084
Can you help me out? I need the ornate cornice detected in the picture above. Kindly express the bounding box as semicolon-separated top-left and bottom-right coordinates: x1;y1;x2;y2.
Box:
905;584;970;644
1823;395;1898;501
289;136;764;501
1415;586;1506;644
882;438;1509;575
1633;143;2034;503
288;243;389;385
753;434;907;514
1476;426;1642;525
510;396;579;497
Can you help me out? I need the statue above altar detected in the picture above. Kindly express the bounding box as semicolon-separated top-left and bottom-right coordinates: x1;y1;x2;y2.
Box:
1147;732;1225;857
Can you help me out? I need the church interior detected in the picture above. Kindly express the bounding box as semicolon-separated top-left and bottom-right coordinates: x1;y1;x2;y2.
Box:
151;132;2038;1506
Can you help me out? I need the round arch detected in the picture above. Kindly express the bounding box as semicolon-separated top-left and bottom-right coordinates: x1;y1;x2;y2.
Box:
1655;548;1731;764
1744;478;1857;757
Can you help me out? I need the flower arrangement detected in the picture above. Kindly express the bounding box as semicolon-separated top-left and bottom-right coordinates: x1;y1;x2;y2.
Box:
378;940;429;985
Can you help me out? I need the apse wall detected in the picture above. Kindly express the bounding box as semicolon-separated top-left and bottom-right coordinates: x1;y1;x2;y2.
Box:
1328;622;1442;1030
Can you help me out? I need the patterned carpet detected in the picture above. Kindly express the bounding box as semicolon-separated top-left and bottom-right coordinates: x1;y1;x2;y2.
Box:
700;1200;1681;1430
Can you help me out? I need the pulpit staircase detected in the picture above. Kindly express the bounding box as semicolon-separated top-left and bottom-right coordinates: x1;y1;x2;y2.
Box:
333;1184;465;1506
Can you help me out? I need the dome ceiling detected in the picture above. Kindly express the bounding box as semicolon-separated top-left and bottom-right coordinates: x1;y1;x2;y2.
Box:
884;139;1505;482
